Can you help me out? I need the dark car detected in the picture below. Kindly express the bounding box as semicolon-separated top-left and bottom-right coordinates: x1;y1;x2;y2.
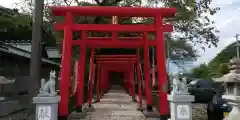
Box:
188;79;217;102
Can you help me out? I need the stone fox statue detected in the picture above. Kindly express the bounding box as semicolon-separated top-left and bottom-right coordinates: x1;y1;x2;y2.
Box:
39;70;57;96
171;76;188;94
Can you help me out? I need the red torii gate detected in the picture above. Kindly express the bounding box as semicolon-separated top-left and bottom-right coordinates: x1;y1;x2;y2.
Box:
88;54;140;107
97;62;136;96
95;64;136;102
99;63;137;100
95;55;140;100
51;6;176;119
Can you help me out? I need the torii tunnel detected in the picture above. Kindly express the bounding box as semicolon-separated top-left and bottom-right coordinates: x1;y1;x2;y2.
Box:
51;6;176;120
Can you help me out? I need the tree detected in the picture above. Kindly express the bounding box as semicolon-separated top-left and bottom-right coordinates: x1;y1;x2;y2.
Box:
11;0;220;116
0;7;56;46
15;0;221;77
148;0;220;47
191;63;210;79
15;0;206;64
207;41;238;77
166;36;197;66
190;41;239;79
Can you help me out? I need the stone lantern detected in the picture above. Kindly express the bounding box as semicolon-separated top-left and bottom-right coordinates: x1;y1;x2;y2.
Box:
215;58;240;119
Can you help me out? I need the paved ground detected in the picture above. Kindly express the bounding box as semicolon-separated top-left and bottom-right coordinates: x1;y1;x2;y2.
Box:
81;85;157;120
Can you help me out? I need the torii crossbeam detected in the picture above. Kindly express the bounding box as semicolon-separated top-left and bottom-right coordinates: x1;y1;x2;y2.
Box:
51;6;176;120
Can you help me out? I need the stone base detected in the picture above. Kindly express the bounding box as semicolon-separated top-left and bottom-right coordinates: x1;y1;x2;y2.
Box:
137;106;144;112
68;111;87;119
168;94;194;102
33;95;60;120
132;97;137;102
168;94;194;120
33;96;61;103
143;108;160;118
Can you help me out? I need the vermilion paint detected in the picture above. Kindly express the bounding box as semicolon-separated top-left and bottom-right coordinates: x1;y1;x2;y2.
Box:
52;6;176;117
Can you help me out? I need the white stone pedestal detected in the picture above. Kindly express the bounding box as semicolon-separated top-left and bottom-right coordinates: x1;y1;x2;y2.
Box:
168;93;194;120
33;96;60;120
223;95;240;120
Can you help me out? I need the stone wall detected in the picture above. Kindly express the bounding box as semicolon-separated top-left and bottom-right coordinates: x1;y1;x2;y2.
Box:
0;53;60;117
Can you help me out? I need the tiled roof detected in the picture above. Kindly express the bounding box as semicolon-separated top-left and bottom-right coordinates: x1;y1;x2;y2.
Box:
46;47;61;59
0;41;60;66
4;40;61;59
5;40;32;52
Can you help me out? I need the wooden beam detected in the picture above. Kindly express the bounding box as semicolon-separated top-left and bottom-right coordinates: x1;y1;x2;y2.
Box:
51;6;176;17
71;40;156;48
54;24;173;32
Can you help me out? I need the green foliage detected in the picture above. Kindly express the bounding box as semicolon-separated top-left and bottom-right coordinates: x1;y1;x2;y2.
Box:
0;14;32;40
0;8;56;46
210;42;237;64
151;0;220;48
4;0;220;81
207;41;237;77
166;35;197;64
190;41;238;79
191;63;210;79
15;0;220;78
16;0;202;65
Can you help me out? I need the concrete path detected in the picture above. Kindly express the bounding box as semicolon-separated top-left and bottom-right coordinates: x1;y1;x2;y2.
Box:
81;85;157;120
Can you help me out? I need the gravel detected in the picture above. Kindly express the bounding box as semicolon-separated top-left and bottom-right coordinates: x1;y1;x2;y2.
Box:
0;109;28;120
192;103;208;120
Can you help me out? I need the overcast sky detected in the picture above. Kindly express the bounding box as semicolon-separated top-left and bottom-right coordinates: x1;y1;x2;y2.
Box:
195;0;240;65
1;0;240;72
